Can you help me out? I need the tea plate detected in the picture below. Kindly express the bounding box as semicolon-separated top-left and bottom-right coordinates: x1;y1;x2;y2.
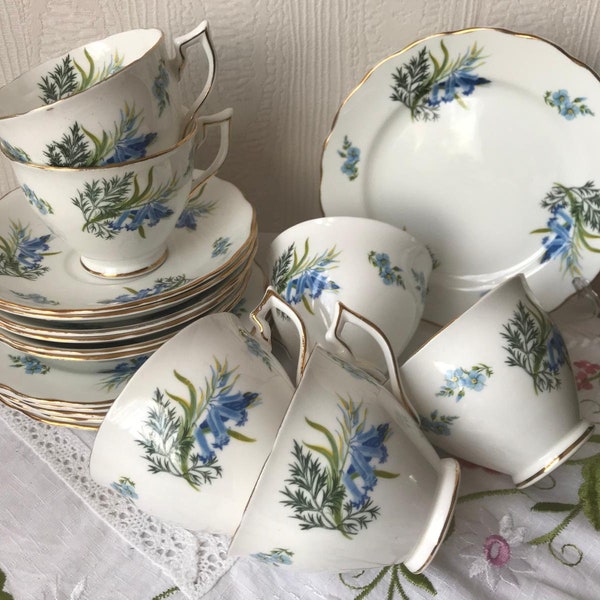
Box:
0;262;268;427
0;175;256;320
321;28;600;325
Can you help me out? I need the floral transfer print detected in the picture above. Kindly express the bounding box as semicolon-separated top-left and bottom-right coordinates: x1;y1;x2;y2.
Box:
436;363;493;400
574;359;600;391
419;409;459;436
390;40;490;121
175;183;216;230
271;239;340;314
280;395;398;538
458;509;534;591
38;49;124;104
239;329;273;370
338;135;360;180
211;236;231;257
136;361;261;490
544;90;594;119
111;476;138;500
0;139;30;163
97;274;191;305
368;251;405;287
8;354;50;374
0;222;58;280
42;104;156;167
152;58;170;116
71;168;183;239
21;184;53;215
412;268;427;303
10;291;59;306
531;181;600;278
500;299;568;394
253;548;294;566
98;355;149;391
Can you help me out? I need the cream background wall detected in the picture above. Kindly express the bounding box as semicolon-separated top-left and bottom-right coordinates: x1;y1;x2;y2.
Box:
0;0;596;234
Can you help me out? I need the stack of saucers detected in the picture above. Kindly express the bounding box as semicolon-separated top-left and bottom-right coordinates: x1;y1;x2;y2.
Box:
0;22;265;428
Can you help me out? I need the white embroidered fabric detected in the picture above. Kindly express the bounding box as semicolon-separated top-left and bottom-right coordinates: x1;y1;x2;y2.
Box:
0;404;234;599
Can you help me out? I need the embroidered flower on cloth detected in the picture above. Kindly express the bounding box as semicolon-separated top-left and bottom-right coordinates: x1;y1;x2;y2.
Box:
458;509;534;591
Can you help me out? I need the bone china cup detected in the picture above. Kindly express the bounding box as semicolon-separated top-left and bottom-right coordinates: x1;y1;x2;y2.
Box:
0;21;215;165
4;108;232;278
89;289;308;534
267;216;433;376
399;274;594;488
229;303;460;574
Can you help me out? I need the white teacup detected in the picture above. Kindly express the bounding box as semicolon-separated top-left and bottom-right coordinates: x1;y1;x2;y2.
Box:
229;302;460;574
400;274;594;488
267;216;433;377
0;21;215;166
5;109;232;278
89;289;308;535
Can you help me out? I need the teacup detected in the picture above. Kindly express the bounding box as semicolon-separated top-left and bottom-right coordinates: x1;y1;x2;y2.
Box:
89;288;308;535
399;274;594;488
229;302;460;574
267;216;433;377
4;108;232;278
0;21;215;165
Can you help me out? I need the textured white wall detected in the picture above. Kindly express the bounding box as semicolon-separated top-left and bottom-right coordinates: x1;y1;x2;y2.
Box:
0;0;596;233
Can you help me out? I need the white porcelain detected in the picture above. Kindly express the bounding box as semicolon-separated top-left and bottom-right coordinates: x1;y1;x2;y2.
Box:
0;262;268;429
0;175;255;320
4;109;232;278
90;289;309;534
0;21;215;165
267;216;432;376
399;274;594;488
320;27;600;326
0;261;257;343
229;303;459;573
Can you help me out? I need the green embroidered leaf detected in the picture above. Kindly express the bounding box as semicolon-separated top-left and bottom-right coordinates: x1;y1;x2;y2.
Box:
399;563;436;594
578;454;600;530
531;502;579;513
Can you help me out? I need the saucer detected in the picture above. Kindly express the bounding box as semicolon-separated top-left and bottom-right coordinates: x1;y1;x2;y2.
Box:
0;261;268;428
320;28;600;325
0;175;256;320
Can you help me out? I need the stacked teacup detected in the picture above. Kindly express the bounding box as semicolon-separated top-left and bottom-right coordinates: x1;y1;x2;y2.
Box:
0;22;259;428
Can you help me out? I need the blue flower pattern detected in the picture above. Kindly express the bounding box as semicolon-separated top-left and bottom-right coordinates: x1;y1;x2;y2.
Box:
8;354;50;374
211;236;231;258
437;363;493;401
111;477;138;500
338;135;360;180
253;548;294;566
419;410;459;436
544;89;594;120
368;251;405;287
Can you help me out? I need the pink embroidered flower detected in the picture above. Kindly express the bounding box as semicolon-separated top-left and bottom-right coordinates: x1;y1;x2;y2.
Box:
574;360;600;390
458;509;533;591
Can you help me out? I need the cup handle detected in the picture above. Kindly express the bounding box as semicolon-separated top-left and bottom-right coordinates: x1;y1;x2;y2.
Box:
249;286;308;386
325;302;420;423
187;107;232;194
172;20;217;123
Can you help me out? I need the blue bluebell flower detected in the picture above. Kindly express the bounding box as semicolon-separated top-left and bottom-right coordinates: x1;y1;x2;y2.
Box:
343;423;390;508
420;414;451;436
546;326;567;373
16;232;51;269
285;270;339;305
110;201;173;231
541;207;574;264
428;70;490;107
103;132;157;164
175;207;197;230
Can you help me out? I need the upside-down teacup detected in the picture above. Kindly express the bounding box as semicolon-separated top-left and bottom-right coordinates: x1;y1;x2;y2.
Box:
267;216;433;377
399;274;594;488
229;302;460;574
89;288;308;535
0;21;215;165
4;108;232;278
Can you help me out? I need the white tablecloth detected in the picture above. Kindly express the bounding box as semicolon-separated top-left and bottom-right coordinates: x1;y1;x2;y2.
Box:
2;291;600;600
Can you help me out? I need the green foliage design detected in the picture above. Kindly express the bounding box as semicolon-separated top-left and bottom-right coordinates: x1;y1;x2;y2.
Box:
136;361;261;490
280;396;398;538
38;49;124;104
71;167;182;239
500;299;568;394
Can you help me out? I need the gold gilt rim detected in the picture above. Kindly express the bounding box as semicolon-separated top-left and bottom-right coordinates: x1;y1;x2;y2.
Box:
0;394;102;430
0;28;164;122
0;260;253;343
318;26;600;217
515;424;595;488
0;211;257;320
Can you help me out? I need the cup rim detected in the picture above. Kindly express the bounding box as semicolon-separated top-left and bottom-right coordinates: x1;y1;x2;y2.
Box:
0;28;164;120
2;110;199;172
401;273;527;368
